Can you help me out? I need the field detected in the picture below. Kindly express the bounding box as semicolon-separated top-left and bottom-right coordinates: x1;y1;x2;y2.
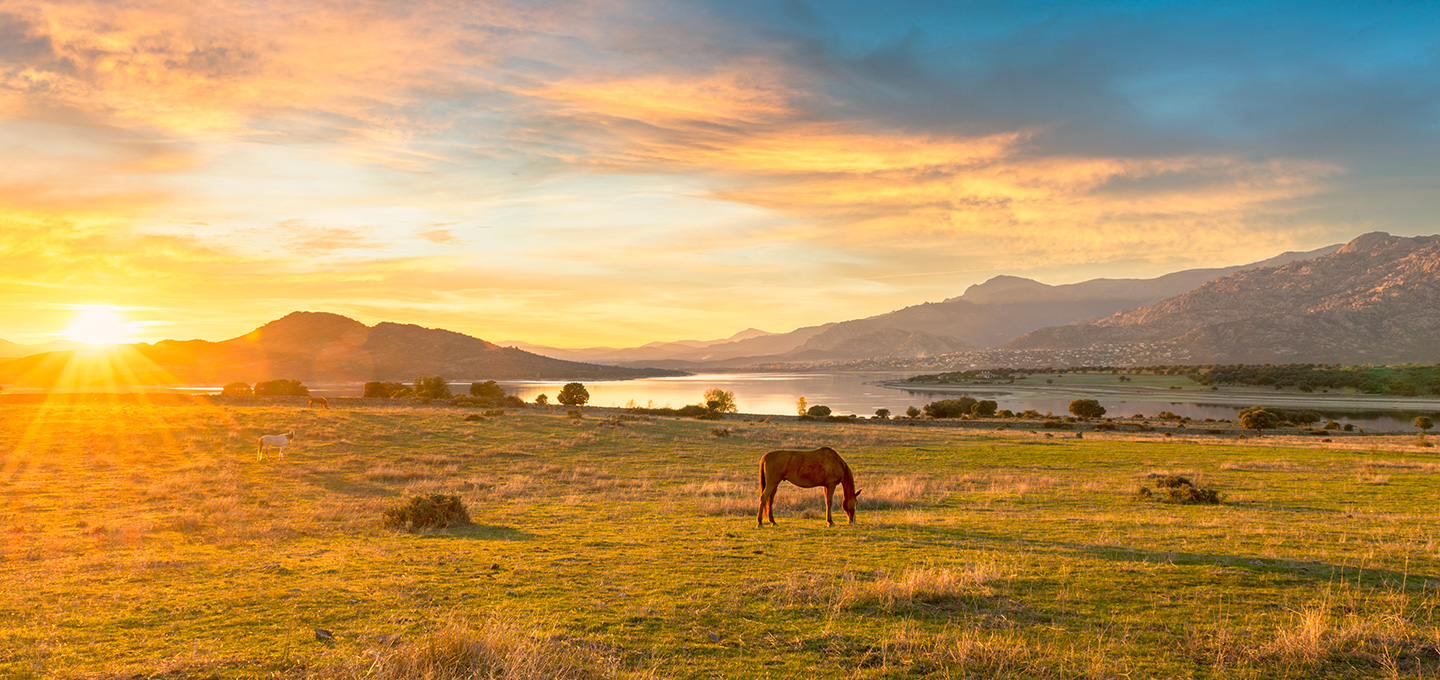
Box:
3;398;1440;678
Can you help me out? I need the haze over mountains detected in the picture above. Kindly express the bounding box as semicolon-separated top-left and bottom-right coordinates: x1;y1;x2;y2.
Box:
509;241;1343;369
0;312;680;387
3;232;1434;381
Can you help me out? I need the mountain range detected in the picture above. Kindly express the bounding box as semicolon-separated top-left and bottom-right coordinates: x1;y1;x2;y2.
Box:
0;312;681;387
3;232;1433;380
1006;232;1440;364
509;241;1342;369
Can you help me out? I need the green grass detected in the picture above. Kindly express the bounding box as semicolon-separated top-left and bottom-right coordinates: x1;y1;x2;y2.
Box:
2;400;1439;678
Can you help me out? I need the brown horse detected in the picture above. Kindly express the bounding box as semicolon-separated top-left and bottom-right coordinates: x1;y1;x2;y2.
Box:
308;397;329;409
758;446;860;527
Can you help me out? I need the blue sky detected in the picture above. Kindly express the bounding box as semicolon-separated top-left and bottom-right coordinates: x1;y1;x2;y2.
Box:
1;0;1436;346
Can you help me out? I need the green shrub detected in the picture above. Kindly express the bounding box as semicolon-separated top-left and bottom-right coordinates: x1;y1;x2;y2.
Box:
923;398;975;419
221;381;252;396
383;495;471;530
806;405;832;417
255;379;309;397
1156;475;1192;489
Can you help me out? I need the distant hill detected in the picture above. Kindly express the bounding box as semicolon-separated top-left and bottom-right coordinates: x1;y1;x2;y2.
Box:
1006;232;1440;364
515;242;1340;368
0;312;683;387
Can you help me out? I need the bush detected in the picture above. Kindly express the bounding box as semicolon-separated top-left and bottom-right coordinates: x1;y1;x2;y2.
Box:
923;398;976;419
557;382;590;406
1417;416;1435;432
413;376;452;400
254;379;309;397
1156;475;1193;489
364;381;412;398
703;388;738;413
905;406;921;419
535;394;549;405
1069;399;1106;419
970;399;999;417
806;405;832;417
221;381;252;396
874;408;890;420
383;495;471;530
1238;406;1281;434
566;409;583;419
710;427;731;438
469;380;506;400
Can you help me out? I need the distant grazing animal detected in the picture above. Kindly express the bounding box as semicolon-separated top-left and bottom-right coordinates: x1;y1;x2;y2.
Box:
308;397;329;409
758;446;860;528
258;431;294;460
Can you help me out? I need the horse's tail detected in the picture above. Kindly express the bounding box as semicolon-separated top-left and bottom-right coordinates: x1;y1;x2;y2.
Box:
758;456;767;491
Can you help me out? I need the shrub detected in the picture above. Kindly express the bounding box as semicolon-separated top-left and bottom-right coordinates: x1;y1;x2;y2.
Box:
923;398;976;419
1293;411;1323;426
566;409;583;419
364;381;412;398
1417;416;1435;432
1094;422;1116;431
710;427;731;438
412;376;452;400
1324;420;1341;430
469;380;506;400
702;388;738;413
255;379;309;397
970;399;999;417
874;408;890;420
1238;406;1281;434
535;394;549;405
1041;419;1071;430
383;495;471;530
806;405;832;417
1156;475;1193;489
221;381;252;396
557;382;590;406
905;406;921;419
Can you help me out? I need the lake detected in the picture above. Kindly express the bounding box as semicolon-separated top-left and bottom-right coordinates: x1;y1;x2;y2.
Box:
479;372;1437;433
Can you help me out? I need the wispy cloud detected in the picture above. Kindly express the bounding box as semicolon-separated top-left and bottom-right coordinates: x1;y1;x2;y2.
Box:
0;0;1434;346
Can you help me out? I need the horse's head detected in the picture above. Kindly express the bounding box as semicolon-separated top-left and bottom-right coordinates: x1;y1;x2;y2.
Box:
843;489;859;524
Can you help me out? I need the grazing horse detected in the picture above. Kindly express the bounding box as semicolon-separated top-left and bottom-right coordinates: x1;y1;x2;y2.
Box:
308;397;329;409
258;431;294;460
758;446;860;528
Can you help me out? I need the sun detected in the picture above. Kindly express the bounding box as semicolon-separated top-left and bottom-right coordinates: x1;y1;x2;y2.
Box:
63;306;141;346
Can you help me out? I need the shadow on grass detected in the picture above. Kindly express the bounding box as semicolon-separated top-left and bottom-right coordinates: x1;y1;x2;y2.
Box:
415;523;537;541
295;470;394;497
889;523;1439;587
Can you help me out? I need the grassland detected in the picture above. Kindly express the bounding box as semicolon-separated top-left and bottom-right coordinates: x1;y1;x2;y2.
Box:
3;397;1440;678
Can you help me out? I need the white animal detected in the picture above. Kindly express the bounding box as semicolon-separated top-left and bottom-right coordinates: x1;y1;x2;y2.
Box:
258;431;295;460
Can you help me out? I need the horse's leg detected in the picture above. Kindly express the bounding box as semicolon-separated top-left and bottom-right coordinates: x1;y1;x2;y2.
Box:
824;485;835;527
760;481;780;526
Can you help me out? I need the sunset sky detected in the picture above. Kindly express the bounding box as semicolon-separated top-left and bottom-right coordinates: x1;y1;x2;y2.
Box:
2;0;1437;348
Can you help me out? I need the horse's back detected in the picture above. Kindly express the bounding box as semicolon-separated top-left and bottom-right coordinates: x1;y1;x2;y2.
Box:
762;447;843;488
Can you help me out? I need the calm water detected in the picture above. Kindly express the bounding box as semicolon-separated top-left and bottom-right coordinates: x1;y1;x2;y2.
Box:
135;371;1435;432
479;372;1434;432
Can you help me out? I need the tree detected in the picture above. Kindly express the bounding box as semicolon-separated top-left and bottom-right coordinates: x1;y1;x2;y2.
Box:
905;406;921;419
703;388;738;414
535;394;549;405
557;382;590;406
221;381;252;396
1417;416;1435;433
412;376;452;400
874;408;890;420
970;400;998;417
254;379;308;397
806;404;831;417
1068;399;1106;419
1238;406;1281;435
924;397;977;419
1293;411;1322;426
469;380;506;400
364;381;411;398
796;397;807;416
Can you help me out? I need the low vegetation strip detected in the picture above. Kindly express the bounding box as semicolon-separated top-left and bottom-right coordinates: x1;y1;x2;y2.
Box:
2;401;1439;678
